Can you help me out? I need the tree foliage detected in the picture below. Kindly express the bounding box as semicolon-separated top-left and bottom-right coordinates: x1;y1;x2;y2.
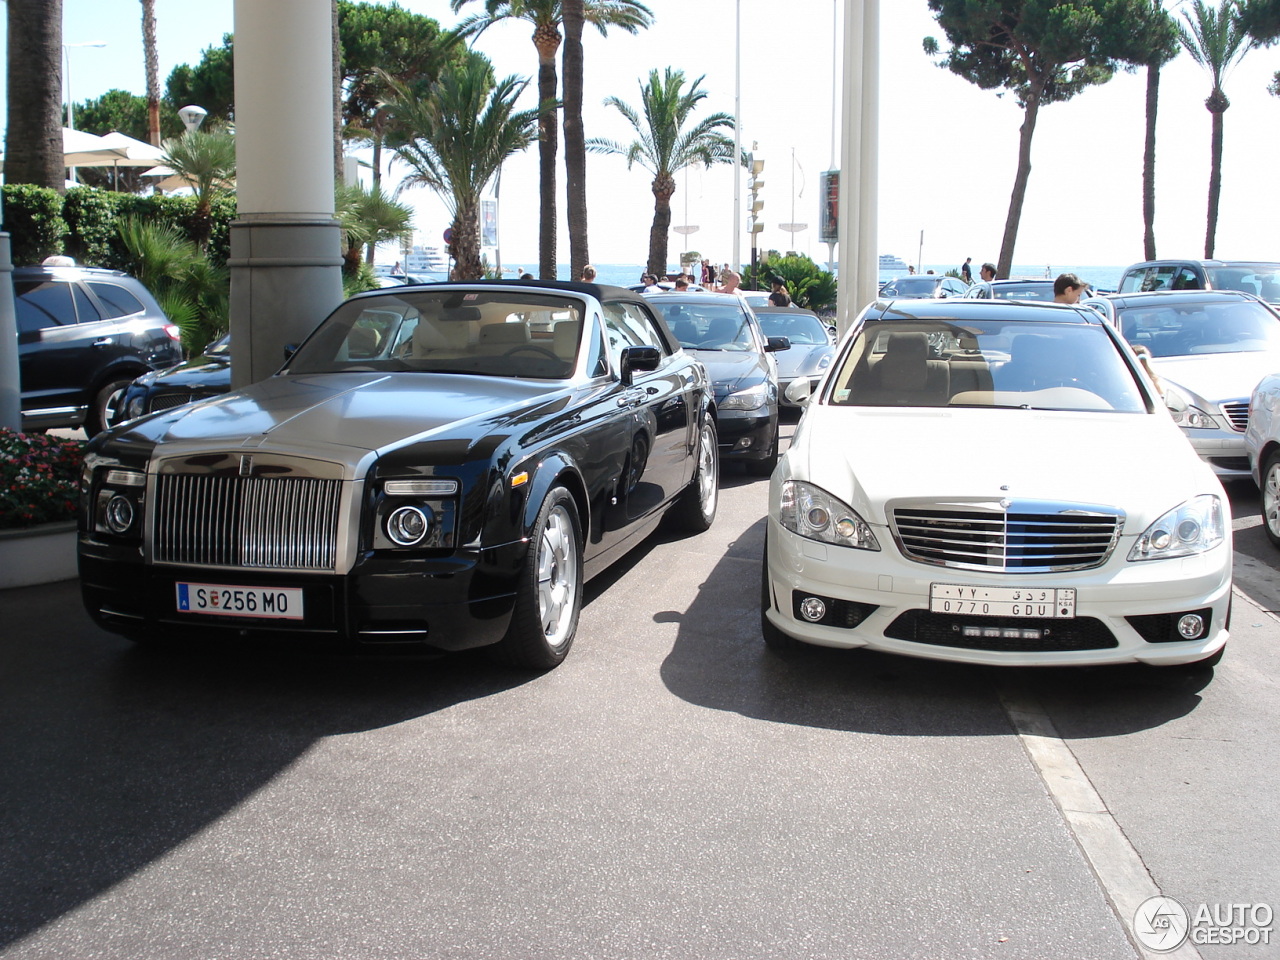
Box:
925;0;1174;276
389;52;539;280
587;68;735;278
165;33;235;124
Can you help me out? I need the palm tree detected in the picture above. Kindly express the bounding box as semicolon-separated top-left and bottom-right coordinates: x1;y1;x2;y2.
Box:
588;68;735;279
1178;0;1255;258
562;0;588;279
335;181;415;274
4;0;64;189
450;0;653;280
1141;3;1180;260
141;0;161;146
159;126;237;249
389;53;539;280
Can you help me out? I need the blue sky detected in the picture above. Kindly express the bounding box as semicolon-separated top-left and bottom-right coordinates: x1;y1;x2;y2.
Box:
30;0;1280;270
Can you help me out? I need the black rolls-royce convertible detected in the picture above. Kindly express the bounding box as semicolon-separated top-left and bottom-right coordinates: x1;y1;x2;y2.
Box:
79;281;719;669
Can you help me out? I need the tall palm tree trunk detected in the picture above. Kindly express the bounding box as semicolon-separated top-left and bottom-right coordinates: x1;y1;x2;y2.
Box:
5;0;64;189
535;51;559;279
1142;64;1160;260
142;0;161;146
1205;91;1228;258
452;201;483;280
647;175;674;278
562;0;589;279
997;86;1043;279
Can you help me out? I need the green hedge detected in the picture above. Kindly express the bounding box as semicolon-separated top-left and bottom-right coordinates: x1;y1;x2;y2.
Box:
1;185;68;265
1;185;236;268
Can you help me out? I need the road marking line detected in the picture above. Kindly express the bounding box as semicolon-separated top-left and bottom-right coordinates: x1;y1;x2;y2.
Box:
999;689;1204;960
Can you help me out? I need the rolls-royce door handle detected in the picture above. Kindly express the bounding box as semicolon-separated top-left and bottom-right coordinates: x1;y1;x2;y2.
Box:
92;337;115;347
616;387;647;408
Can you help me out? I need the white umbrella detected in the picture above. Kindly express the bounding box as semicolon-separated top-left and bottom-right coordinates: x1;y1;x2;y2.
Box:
61;127;129;167
93;131;166;166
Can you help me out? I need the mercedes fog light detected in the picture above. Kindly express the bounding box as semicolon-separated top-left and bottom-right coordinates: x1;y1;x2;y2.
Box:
386;505;431;546
105;495;135;534
1177;614;1206;640
799;597;827;622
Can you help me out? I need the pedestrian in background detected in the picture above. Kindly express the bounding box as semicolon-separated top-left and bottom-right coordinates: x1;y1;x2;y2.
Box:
960;257;972;283
768;278;792;306
581;264;597;282
980;262;997;282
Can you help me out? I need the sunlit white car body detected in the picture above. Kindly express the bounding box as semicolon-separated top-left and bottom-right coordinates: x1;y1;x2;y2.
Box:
1245;371;1280;547
764;299;1232;668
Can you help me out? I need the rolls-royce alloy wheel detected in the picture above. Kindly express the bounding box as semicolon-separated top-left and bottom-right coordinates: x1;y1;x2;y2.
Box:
494;486;583;670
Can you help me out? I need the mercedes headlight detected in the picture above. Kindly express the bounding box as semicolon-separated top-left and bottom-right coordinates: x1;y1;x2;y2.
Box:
720;383;770;411
779;481;880;550
1165;388;1218;429
1128;495;1225;561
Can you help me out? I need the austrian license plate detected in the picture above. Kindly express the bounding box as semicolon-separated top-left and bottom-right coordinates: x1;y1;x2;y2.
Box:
929;584;1076;619
176;582;304;620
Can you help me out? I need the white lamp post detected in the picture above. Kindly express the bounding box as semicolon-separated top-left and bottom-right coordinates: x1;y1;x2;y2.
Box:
63;41;107;183
178;104;208;133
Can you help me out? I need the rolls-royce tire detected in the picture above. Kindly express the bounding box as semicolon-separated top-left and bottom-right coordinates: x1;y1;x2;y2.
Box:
491;486;583;670
760;532;802;650
668;412;719;533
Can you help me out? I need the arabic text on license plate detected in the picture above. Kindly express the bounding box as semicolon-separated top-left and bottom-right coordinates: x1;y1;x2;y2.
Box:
175;582;304;620
929;584;1076;619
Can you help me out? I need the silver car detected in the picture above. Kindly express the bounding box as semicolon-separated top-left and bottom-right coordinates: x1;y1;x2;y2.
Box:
1087;290;1280;479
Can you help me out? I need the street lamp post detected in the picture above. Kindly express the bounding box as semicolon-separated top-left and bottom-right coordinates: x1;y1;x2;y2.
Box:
178;104;208;133
63;41;107;183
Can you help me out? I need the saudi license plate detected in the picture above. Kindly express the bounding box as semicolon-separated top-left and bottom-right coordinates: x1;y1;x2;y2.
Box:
176;582;304;620
929;584;1076;619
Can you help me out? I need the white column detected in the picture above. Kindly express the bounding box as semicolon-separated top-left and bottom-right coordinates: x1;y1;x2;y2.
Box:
835;0;879;335
230;0;344;386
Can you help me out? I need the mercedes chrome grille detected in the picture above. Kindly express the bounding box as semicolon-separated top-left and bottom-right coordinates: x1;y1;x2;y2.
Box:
891;500;1122;573
1219;400;1249;432
153;474;343;571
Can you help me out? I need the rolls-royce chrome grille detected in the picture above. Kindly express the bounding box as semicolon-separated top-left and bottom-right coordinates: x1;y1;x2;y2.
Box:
153;474;343;571
1219;400;1249;432
891;502;1122;573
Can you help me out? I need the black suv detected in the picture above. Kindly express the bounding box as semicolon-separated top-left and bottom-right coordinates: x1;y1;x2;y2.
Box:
1118;259;1280;305
15;265;183;436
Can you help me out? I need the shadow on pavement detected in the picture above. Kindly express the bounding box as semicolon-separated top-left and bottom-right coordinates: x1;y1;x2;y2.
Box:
0;580;533;949
658;517;1211;739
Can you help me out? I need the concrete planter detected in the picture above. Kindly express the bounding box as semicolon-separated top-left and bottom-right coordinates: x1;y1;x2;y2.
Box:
0;521;78;589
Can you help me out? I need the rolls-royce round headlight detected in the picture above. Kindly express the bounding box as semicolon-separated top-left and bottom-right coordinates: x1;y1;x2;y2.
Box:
386;505;431;546
105;495;135;534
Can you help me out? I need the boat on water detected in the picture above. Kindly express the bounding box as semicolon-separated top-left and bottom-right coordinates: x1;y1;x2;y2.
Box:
402;245;450;274
878;254;910;271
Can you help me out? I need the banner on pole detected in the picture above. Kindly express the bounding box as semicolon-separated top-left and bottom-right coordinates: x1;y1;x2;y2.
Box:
819;170;839;245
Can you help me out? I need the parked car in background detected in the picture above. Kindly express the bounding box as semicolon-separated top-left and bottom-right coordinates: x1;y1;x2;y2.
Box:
15;264;182;436
1244;372;1280;548
878;274;968;299
752;306;836;409
1118;260;1280;305
763;298;1231;669
645;292;787;476
1087;290;1280;479
79;281;719;670
963;279;1057;302
116;333;232;425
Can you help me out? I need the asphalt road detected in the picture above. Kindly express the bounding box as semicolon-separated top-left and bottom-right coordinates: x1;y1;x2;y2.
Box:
1;423;1277;960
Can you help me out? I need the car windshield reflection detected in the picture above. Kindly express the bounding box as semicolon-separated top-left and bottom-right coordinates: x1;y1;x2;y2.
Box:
1116;300;1280;357
828;319;1148;413
757;313;829;344
648;302;754;351
285;291;583;380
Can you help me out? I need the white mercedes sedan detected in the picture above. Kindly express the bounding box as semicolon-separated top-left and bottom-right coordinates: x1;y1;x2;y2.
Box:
763;298;1232;669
